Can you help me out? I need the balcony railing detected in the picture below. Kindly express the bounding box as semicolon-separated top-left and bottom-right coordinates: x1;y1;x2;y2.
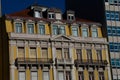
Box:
15;58;53;65
74;59;108;66
55;58;73;65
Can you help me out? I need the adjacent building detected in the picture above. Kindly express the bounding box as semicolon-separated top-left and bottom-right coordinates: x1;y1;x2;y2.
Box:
105;0;120;80
1;5;110;80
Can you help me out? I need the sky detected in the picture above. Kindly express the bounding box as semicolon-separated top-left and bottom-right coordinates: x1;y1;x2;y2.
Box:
1;0;65;15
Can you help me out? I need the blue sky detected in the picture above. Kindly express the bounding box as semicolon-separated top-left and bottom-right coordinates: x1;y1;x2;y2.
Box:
2;0;65;15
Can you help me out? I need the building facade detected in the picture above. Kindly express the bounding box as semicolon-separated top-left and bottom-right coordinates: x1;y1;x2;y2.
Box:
105;0;120;80
1;5;110;80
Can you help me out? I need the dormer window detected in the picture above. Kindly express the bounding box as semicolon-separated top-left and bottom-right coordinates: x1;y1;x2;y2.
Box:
48;13;55;19
55;13;62;20
15;23;22;33
67;10;75;21
34;11;41;18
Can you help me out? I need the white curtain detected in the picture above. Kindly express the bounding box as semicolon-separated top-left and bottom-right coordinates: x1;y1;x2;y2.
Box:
58;72;64;80
43;71;49;80
31;72;37;80
19;72;25;80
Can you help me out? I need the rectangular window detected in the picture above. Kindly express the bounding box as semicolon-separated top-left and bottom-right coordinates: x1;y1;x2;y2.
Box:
92;28;98;37
112;27;116;36
48;13;54;19
15;23;22;33
76;49;82;60
115;12;119;21
82;28;88;37
78;72;84;80
64;48;70;59
30;47;36;58
59;26;65;35
106;11;110;20
96;50;102;61
117;27;120;36
87;49;92;61
27;24;34;34
72;27;78;36
38;24;45;35
19;71;25;80
53;25;58;35
31;71;38;80
43;71;49;80
42;48;48;58
107;27;112;36
89;72;94;80
66;71;71;80
56;48;62;59
58;72;64;80
111;12;115;20
18;47;24;58
99;72;104;80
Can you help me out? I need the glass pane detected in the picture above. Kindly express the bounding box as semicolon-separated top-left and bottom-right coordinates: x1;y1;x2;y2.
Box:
59;26;65;35
19;72;25;80
15;23;22;33
43;71;49;80
53;25;58;35
82;28;88;37
31;72;37;80
39;24;45;35
92;28;98;37
72;27;78;36
58;72;64;80
27;24;34;34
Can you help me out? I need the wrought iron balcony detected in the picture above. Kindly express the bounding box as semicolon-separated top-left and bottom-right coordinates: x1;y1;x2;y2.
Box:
15;58;53;65
74;59;108;66
55;58;73;65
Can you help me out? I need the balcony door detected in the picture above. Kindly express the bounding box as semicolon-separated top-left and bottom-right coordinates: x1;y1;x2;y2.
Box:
64;48;70;60
76;49;82;62
96;50;102;62
87;49;92;62
56;48;62;59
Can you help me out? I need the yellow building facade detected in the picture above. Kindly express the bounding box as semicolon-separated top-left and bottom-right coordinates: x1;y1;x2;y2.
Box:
1;5;111;80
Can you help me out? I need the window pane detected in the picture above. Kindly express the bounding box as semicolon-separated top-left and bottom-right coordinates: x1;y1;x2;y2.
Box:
72;27;78;36
99;72;104;80
66;71;71;80
18;47;24;58
31;72;37;80
92;28;98;37
64;48;69;59
27;24;34;34
53;25;58;35
39;24;45;35
43;71;49;80
30;48;36;58
58;72;64;80
106;11;110;20
96;50;102;61
59;26;65;35
15;23;22;33
19;71;25;80
78;72;84;80
87;49;92;61
76;49;82;60
42;48;48;58
56;48;62;59
82;28;88;37
89;72;94;80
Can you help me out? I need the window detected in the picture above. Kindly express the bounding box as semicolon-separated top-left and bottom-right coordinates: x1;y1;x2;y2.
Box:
58;72;64;80
111;12;115;20
111;59;120;67
99;72;104;80
19;71;25;80
30;47;36;58
43;71;49;80
27;24;34;34
66;71;71;80
107;27;112;36
92;28;98;37
56;48;62;59
15;23;22;33
115;12;119;21
78;72;84;80
87;49;92;61
64;48;70;59
76;49;82;60
106;11;110;20
117;27;120;36
68;14;74;21
38;24;45;35
59;26;65;35
96;50;102;61
42;48;48;58
31;71;38;80
82;28;88;37
72;27;78;36
89;72;94;80
112;27;116;36
34;11;41;18
52;25;58;35
48;13;54;19
18;47;24;58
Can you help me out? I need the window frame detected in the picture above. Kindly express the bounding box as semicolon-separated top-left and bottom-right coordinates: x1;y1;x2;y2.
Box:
27;23;34;34
19;71;26;80
31;71;38;80
81;27;88;37
43;71;50;80
17;47;25;58
71;26;78;36
14;22;23;33
91;27;98;37
38;24;45;35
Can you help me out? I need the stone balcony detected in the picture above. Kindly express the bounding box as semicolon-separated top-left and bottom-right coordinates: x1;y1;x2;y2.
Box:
8;32;50;40
74;59;108;67
15;58;53;66
55;58;73;65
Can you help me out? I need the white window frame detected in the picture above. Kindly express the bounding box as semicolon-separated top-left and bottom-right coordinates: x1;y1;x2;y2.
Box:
29;47;37;58
43;71;50;80
48;12;55;19
26;23;34;34
18;71;26;80
14;22;23;33
71;26;79;36
38;24;45;35
31;71;38;80
81;26;89;37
